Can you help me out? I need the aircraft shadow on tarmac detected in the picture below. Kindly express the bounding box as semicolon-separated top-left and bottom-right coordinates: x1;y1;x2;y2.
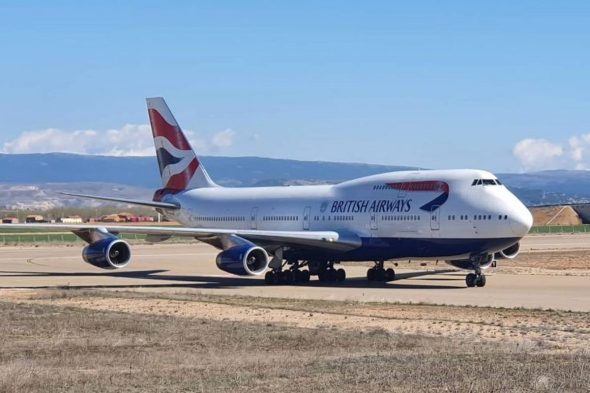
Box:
0;268;463;290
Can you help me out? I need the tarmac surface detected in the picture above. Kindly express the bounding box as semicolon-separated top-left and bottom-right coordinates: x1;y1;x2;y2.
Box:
1;233;589;311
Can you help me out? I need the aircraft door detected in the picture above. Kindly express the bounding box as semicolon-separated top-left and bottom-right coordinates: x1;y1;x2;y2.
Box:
430;206;440;231
250;207;258;230
370;213;378;231
303;206;311;230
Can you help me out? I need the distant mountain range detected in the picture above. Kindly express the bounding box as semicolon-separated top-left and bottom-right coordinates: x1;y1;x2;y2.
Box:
0;153;418;188
1;153;590;209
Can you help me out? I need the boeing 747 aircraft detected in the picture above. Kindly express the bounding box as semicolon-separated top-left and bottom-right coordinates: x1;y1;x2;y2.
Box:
4;98;533;287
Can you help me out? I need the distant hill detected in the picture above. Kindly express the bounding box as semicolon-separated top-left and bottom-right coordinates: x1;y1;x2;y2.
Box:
2;153;590;209
499;171;590;206
0;153;418;188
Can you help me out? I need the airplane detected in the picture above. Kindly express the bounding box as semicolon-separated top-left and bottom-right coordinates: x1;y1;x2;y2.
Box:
2;97;533;288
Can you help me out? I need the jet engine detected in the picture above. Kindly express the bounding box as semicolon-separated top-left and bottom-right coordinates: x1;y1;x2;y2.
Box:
445;259;495;270
216;245;269;276
494;242;520;260
445;255;494;270
82;238;132;269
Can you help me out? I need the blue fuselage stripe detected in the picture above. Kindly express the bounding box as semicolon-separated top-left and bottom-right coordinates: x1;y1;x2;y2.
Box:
284;237;520;261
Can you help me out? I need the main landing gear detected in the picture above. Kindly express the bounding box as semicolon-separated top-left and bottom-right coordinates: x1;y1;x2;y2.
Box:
366;260;396;282
308;260;346;283
264;257;347;285
264;268;310;285
264;257;311;285
318;264;346;283
264;249;310;285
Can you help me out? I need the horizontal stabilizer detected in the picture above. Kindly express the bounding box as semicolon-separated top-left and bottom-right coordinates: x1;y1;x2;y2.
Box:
60;192;179;209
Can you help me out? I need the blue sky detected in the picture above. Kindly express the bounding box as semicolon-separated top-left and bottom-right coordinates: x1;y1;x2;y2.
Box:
0;1;589;172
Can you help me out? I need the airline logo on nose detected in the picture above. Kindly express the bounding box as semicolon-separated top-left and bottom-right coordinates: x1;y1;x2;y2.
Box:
386;181;450;212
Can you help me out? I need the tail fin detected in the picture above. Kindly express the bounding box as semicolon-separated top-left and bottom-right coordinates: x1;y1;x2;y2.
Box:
146;97;217;191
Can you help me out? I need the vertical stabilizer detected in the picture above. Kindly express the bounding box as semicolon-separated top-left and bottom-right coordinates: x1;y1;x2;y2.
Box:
146;97;217;191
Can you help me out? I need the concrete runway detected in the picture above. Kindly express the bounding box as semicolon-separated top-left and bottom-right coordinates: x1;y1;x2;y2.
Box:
1;234;589;311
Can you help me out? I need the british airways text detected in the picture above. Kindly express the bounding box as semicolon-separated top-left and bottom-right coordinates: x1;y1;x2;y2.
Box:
331;199;412;214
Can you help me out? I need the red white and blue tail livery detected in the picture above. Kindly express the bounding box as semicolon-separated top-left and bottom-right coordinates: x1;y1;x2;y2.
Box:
3;97;533;288
147;97;216;191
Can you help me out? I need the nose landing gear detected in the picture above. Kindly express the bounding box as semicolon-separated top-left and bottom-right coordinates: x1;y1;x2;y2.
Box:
465;272;486;287
465;254;490;288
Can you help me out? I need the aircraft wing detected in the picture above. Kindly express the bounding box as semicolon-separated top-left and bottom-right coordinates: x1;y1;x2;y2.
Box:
0;224;361;252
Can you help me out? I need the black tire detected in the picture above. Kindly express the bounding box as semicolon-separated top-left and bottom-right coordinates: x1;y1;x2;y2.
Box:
264;271;274;285
466;273;477;288
367;268;375;281
375;268;386;282
282;270;294;285
318;269;328;283
476;274;486;287
329;269;338;282
272;272;281;285
300;270;311;283
292;269;302;283
385;268;395;282
336;268;346;282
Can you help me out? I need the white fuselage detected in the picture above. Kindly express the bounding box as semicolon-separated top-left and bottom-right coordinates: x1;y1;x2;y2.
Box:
163;169;533;261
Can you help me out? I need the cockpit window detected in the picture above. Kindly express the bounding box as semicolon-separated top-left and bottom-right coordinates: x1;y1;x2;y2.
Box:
472;179;503;186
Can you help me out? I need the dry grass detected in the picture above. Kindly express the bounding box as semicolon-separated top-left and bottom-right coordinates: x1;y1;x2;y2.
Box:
0;290;589;392
502;250;590;271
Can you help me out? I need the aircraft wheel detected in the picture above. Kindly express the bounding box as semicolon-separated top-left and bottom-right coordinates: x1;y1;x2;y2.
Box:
318;269;329;283
375;268;386;282
385;268;396;282
466;273;477;288
282;270;294;285
476;274;486;287
367;268;375;281
300;270;311;283
328;268;338;282
336;268;346;282
264;271;274;285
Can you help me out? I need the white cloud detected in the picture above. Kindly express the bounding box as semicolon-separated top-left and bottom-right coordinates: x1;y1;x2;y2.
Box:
2;125;235;156
211;129;235;149
513;138;564;171
513;134;590;171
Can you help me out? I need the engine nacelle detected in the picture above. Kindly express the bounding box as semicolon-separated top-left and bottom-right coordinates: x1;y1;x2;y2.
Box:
445;255;494;270
82;238;132;269
216;245;269;276
495;242;520;260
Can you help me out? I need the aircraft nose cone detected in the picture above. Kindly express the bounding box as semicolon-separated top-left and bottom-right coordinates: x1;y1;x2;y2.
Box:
511;205;533;237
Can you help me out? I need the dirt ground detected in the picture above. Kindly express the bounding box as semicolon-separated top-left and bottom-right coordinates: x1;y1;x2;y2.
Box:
6;289;587;352
0;289;588;392
530;206;582;226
